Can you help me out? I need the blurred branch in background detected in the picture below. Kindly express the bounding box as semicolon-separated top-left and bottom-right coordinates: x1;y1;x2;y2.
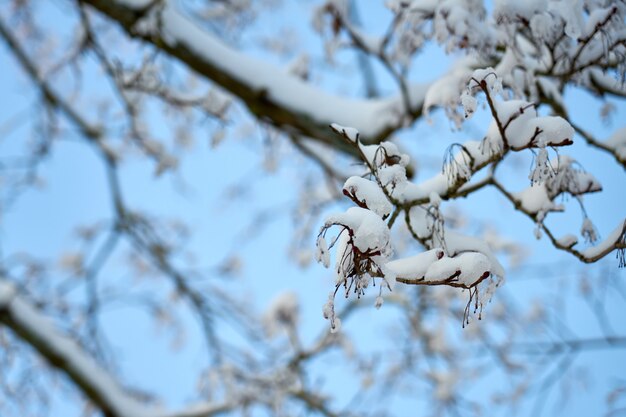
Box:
0;1;625;417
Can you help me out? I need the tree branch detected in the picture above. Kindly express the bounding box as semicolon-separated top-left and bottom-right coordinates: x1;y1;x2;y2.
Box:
0;279;149;417
80;0;427;153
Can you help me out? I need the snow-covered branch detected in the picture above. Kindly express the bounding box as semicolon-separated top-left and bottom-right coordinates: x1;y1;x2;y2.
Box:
0;279;240;417
82;0;426;152
0;279;151;417
316;65;623;330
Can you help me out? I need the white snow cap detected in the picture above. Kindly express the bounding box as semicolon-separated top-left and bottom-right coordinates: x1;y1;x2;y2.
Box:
325;207;392;256
330;123;360;142
386;248;445;281
343;176;393;218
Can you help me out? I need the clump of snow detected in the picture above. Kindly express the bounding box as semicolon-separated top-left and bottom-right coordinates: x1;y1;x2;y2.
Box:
343;176;393;218
444;231;506;278
557;234;578;248
423;60;474;125
315;236;330;268
533;116;574;146
322;292;341;333
470;67;502;94
487;99;574;150
582;220;626;267
386;248;445;281
359;141;410;169
330;123;360;142
515;185;563;215
424;252;492;287
550;0;584;38
460;90;477;119
324;207;391;257
380;265;398;291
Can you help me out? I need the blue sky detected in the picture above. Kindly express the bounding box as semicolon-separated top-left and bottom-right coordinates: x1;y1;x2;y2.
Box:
1;1;625;416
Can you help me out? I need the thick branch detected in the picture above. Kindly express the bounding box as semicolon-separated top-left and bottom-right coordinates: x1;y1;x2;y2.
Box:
0;279;149;417
81;0;426;153
0;279;235;417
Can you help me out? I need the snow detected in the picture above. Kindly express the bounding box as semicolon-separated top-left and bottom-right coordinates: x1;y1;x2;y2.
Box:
444;231;505;278
583;220;626;259
150;1;428;140
381;266;398;290
3;280;151;417
557;234;578;248
396;207;505;280
423;252;491;287
460;91;477;119
514;185;563;215
423;58;475;119
494;99;536;125
348;25;384;53
470;67;501;94
586;68;626;97
322;294;334;320
325;207;391;256
397;139;499;204
330;123;360;142
359;141;410;168
550;0;584;38
533;116;575;145
333;231;353;283
429;191;442;207
400;175;449;202
530;13;559;42
315;236;331;268
545;156;602;197
585;7;616;35
494;0;547;22
343;176;393;218
386;248;445;281
487;98;574;150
